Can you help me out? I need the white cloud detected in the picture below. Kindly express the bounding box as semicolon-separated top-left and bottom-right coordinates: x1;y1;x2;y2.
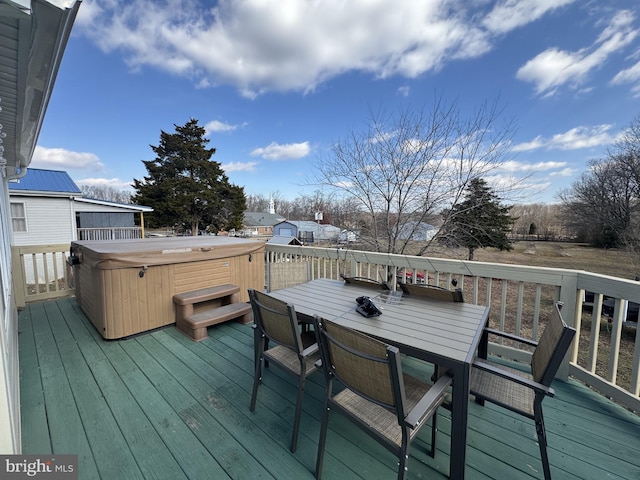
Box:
251;141;310;160
511;136;546;152
483;0;575;35
549;167;575;177
75;0;571;97
31;146;104;171
611;57;640;96
75;177;134;190
397;86;410;98
204;119;246;134
513;125;617;152
612;59;640;83
221;161;258;172
499;160;567;172
516;10;638;95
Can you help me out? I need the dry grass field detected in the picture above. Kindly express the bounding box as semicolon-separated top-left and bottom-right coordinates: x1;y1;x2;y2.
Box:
418;240;639;392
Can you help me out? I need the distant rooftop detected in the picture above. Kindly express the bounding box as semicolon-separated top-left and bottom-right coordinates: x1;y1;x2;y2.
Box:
8;168;81;195
243;211;286;227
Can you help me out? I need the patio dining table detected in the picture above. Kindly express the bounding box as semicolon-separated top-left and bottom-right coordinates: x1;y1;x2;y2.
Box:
269;278;490;480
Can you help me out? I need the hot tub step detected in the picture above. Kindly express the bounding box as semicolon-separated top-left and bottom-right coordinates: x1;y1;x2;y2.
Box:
178;302;253;341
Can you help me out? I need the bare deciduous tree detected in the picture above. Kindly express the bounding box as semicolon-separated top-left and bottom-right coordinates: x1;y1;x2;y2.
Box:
510;203;563;240
313;99;516;254
559;116;640;248
80;185;132;204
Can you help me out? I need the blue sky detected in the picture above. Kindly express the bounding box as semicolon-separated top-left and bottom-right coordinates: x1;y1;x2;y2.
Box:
34;0;640;204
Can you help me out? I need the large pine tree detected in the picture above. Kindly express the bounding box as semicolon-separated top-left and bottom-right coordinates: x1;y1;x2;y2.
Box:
132;119;245;234
440;178;513;260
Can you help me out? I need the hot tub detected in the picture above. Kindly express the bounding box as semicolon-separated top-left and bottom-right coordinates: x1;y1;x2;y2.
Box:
69;236;265;339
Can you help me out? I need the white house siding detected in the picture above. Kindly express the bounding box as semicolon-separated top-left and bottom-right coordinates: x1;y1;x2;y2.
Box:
11;196;74;285
11;195;75;246
1;179;20;453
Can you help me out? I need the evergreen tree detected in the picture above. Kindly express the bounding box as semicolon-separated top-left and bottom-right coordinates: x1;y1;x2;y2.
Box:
440;178;513;260
132;119;246;234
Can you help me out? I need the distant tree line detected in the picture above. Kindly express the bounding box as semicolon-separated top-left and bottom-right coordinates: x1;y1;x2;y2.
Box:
80;185;132;204
559;116;640;249
96;110;640;260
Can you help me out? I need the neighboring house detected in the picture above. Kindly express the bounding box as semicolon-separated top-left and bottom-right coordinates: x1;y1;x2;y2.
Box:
240;211;286;236
338;229;359;244
266;235;302;246
9;169;152;284
273;220;341;243
396;221;438;242
9;168;152;246
0;0;80;453
9;168;80;246
74;197;153;240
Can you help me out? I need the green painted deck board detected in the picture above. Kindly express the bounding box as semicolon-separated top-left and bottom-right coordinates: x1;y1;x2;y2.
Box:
206;322;406;479
18;305;52;455
57;297;189;480
27;301;100;479
43;300;145;479
20;297;640;480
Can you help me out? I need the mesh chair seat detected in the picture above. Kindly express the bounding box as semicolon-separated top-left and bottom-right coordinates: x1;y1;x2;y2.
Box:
470;363;535;417
264;344;320;375
333;372;442;448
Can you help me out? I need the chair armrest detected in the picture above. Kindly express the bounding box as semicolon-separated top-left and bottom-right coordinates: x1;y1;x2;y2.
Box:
301;343;319;357
472;359;555;397
405;373;452;428
484;327;538;347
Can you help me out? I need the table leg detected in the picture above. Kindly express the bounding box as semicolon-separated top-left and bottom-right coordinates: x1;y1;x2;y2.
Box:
449;364;469;480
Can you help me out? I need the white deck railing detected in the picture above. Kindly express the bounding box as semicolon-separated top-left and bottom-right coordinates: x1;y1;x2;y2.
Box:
265;243;640;412
11;244;73;308
12;241;639;412
77;227;143;240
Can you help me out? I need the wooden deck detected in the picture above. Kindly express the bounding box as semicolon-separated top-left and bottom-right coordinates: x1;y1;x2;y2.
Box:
19;297;640;480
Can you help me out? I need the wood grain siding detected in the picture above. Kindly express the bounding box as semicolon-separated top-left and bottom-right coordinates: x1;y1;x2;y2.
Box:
174;259;232;294
93;266;173;338
230;247;265;302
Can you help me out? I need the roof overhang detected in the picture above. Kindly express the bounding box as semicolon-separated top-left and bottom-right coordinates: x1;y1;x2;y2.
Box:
74;197;154;213
9;189;76;198
0;0;80;176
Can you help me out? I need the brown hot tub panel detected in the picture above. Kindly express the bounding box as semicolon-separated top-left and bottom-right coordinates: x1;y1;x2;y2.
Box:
70;236;265;339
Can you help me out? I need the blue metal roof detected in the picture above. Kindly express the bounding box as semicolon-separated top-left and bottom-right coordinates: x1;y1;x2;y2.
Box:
8;168;82;194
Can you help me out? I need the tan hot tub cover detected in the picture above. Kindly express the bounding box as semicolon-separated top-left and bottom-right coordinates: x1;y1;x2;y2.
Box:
71;236;264;269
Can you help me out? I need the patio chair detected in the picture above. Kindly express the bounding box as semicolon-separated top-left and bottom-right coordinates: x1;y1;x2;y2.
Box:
398;281;464;302
267;261;310;292
312;316;452;480
470;302;576;480
341;274;390;290
248;289;320;452
398;281;463;381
